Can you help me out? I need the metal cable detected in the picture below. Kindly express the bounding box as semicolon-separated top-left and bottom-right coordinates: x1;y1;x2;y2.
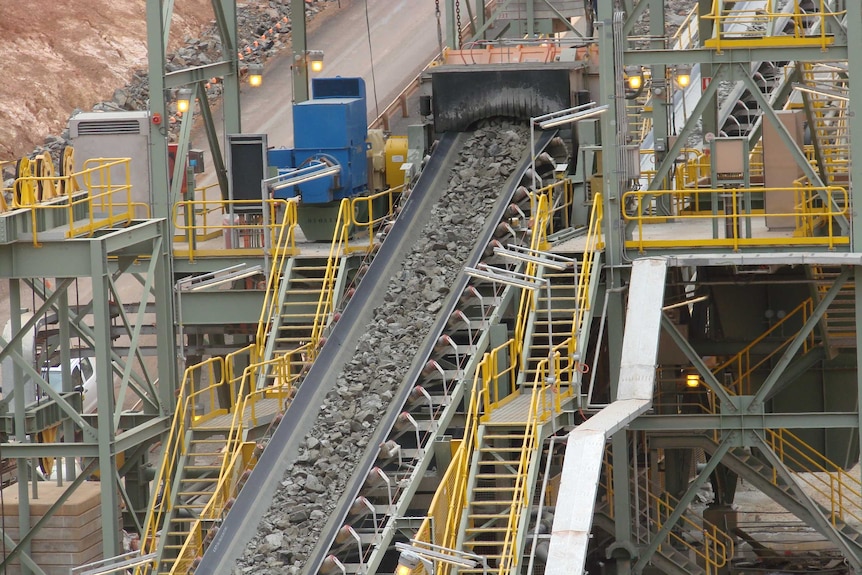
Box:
363;0;381;118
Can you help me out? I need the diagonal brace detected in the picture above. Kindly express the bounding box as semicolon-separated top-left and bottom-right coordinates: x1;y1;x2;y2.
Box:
749;266;852;409
661;314;738;411
633;432;736;573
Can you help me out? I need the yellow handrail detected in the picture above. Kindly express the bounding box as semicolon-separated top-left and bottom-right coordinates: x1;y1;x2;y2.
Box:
12;158;139;246
703;0;842;52
495;358;551;574
139;344;255;557
572;193;603;344
513;193;552;363
711;297;814;396
254;199;301;361
304;199;352;364
166;351;303;574
138;344;305;574
172;182;223;243
413;364;487;575
601;455;734;573
697;298;862;528
765;428;862;528
346;185;404;254
173;198;297;263
623;185;849;252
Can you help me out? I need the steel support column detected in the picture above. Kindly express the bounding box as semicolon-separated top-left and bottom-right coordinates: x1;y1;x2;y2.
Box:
90;241;121;558
845;0;862;493
291;0;309;103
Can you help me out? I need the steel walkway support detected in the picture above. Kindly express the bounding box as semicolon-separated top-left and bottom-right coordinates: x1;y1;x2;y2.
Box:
545;257;668;575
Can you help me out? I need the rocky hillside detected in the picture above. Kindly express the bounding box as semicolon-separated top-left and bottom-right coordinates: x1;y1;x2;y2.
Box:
0;0;338;163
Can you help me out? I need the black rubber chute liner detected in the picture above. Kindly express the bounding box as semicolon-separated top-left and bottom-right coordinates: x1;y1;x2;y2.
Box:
431;66;571;133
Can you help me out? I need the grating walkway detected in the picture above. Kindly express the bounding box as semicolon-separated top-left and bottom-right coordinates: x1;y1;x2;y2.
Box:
195;397;286;431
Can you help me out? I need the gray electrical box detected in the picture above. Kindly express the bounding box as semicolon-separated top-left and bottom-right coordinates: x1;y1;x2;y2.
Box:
69;111;152;217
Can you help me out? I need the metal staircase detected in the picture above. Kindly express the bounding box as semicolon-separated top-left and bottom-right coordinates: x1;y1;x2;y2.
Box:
157;430;246;572
594;461;734;575
273;256;337;351
458;419;543;575
809;265;856;357
140;345;302;574
446;197;605;574
521;268;578;386
798;62;850;189
677;432;862;558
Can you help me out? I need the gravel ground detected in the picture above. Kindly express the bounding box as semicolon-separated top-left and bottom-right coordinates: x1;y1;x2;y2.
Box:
232;119;529;574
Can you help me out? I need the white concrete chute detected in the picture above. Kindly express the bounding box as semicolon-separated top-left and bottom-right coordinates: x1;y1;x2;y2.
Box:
545;256;668;575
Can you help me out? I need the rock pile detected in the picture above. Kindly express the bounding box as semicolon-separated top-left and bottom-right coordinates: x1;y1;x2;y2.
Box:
233;119;530;574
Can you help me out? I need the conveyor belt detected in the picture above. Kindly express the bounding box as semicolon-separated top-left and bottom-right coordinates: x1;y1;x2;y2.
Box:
197;126;556;573
304;130;558;575
196;132;465;572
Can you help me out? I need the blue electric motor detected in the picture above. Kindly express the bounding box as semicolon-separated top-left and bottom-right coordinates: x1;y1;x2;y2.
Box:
270;77;369;204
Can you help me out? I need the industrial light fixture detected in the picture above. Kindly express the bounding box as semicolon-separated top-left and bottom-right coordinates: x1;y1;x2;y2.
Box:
674;64;692;89
395;551;422;575
176;88;193;114
685;372;700;388
308;50;325;73
248;63;264;88
625;65;644;91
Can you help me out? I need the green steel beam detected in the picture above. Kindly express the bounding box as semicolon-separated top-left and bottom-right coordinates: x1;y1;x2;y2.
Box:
0;337;95;437
630;412;860;431
147;0;171;223
0;221;163;279
843;2;862;490
0;441;102;458
648;0;671;215
461;0;515;45
698;0;717;139
600;7;632;573
622;0;648;38
152;219;178;417
9;280;32;575
759;345;827;404
196;79;230;200
292;0;309;103
212;0;241;142
26;279;161;415
107;245;160;427
164;62;234;88
646;63;723;193
90;239;122;559
114;416;173;453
